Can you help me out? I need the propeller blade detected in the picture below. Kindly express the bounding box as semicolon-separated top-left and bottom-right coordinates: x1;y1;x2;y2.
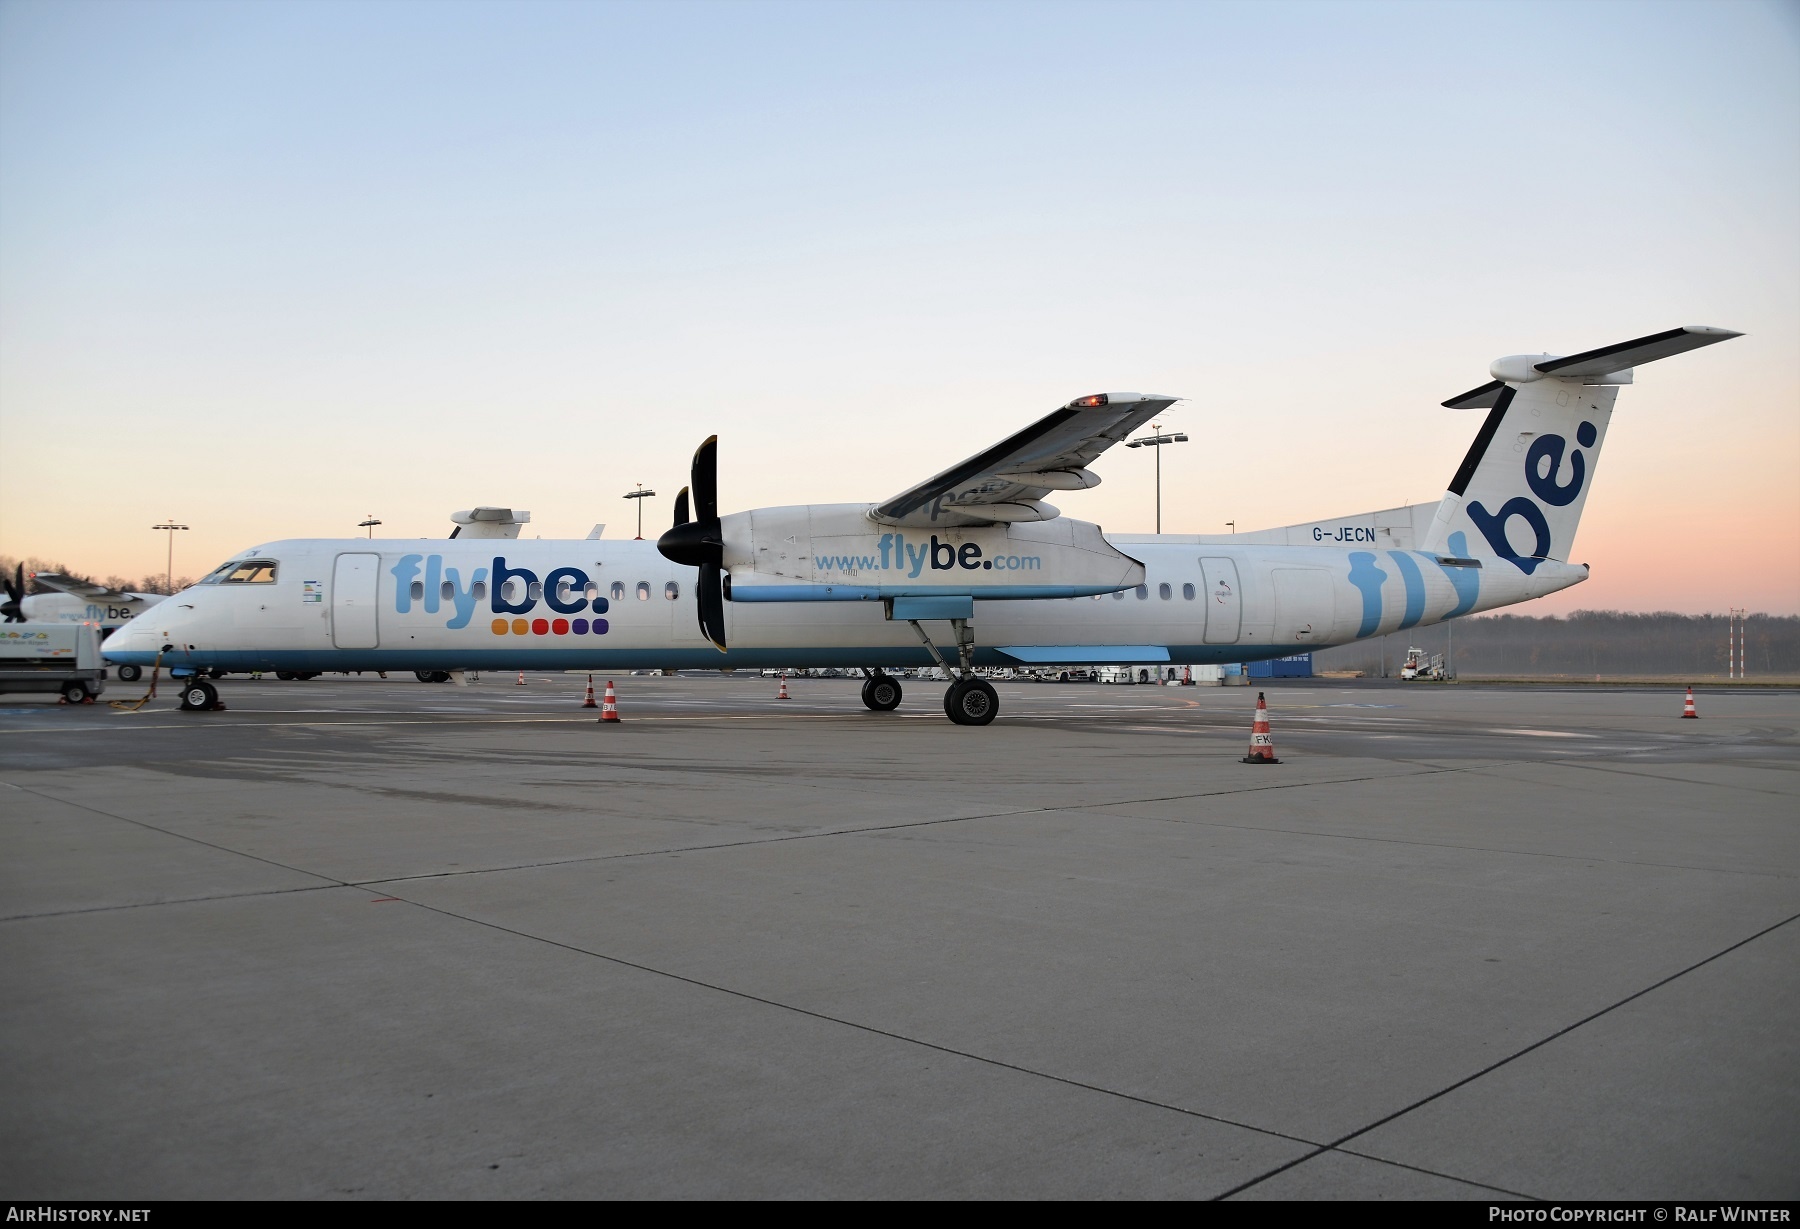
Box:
1;564;22;621
672;486;690;529
697;560;727;651
691;435;718;524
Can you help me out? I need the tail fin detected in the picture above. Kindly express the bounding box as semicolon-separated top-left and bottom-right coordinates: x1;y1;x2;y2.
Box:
1421;326;1740;570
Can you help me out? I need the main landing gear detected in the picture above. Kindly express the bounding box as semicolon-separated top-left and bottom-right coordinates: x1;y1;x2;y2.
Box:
906;617;999;726
860;670;903;711
943;676;998;724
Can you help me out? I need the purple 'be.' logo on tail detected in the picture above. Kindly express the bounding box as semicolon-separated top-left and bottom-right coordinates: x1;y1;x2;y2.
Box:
1467;421;1597;574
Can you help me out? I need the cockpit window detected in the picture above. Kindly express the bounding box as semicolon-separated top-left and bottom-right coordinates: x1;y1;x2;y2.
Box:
216;560;278;584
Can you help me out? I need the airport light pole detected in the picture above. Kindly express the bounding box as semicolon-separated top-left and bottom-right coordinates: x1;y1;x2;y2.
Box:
151;520;188;594
358;515;382;538
1125;425;1188;533
624;485;656;540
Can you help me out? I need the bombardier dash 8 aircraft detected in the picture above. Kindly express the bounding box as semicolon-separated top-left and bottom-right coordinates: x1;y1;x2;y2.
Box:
103;326;1739;723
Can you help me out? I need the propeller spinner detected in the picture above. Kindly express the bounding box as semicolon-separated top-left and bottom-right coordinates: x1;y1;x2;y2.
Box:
656;436;728;651
1;564;24;623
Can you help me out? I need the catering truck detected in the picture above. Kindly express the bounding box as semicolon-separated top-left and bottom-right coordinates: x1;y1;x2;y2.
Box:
0;623;107;703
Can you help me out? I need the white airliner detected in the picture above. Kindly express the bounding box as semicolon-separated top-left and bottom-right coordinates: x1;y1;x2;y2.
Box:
102;326;1740;722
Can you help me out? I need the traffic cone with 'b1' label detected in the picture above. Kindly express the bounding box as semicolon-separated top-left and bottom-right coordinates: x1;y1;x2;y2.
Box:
1241;691;1281;764
1681;686;1699;719
599;680;620;723
582;675;597;709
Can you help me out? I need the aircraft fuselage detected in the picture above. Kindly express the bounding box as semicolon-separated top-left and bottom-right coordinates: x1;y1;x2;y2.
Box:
100;533;1584;675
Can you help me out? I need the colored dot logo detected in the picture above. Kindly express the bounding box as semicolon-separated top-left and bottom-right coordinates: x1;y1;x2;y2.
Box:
491;615;608;635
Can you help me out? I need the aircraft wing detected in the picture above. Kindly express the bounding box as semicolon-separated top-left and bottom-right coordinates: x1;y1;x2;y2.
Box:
872;392;1178;527
30;572;132;602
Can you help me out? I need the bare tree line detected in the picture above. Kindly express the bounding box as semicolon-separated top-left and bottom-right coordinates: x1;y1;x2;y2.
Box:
1315;611;1800;678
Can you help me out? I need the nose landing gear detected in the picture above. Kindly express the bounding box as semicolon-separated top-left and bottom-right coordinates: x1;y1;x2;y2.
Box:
178;679;225;711
860;670;903;711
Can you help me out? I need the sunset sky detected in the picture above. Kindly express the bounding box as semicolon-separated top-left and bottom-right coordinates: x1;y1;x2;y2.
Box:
1;0;1795;614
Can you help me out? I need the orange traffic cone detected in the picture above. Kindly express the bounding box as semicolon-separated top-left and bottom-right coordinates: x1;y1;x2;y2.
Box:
581;675;598;709
1681;686;1699;719
776;672;790;700
599;680;620;723
515;670;527;686
1240;691;1281;764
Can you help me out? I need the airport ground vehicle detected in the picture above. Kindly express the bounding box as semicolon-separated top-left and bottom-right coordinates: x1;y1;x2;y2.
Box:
1399;646;1446;680
0;624;107;703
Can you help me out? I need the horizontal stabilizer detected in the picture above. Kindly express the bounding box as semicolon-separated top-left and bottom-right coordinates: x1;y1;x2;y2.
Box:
1443;381;1506;410
1443;326;1741;407
1534;325;1741;377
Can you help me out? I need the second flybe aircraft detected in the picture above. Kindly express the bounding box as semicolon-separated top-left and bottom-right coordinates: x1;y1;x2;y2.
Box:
102;326;1739;723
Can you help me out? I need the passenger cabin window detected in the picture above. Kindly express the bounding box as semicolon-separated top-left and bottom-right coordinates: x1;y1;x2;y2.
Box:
584;581;600;601
471;581;487;601
1182;583;1196;600
664;581;679;600
1112;590;1126;600
441;581;455;602
636;582;650;601
410;581;425;601
611;581;625;601
1135;584;1148;600
527;581;543;601
218;560;278;584
502;578;527;605
1158;583;1172;600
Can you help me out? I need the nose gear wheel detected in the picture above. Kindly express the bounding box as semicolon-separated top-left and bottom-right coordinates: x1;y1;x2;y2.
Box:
178;679;222;711
860;672;903;711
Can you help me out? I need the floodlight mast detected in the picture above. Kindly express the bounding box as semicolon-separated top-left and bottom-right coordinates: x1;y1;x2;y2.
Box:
623;485;657;540
151;520;189;594
1124;425;1188;534
358;515;382;539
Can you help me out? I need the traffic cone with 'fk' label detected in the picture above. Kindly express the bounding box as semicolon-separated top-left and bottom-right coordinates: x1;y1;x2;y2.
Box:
776;672;790;700
1241;691;1281;764
1681;686;1699;719
599;680;620;723
582;675;597;709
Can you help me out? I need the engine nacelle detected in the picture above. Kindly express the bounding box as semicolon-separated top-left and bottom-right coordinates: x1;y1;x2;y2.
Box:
722;504;1143;601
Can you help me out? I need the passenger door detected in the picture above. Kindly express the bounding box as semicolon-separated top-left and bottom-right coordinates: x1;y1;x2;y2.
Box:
331;553;380;649
1200;557;1242;644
